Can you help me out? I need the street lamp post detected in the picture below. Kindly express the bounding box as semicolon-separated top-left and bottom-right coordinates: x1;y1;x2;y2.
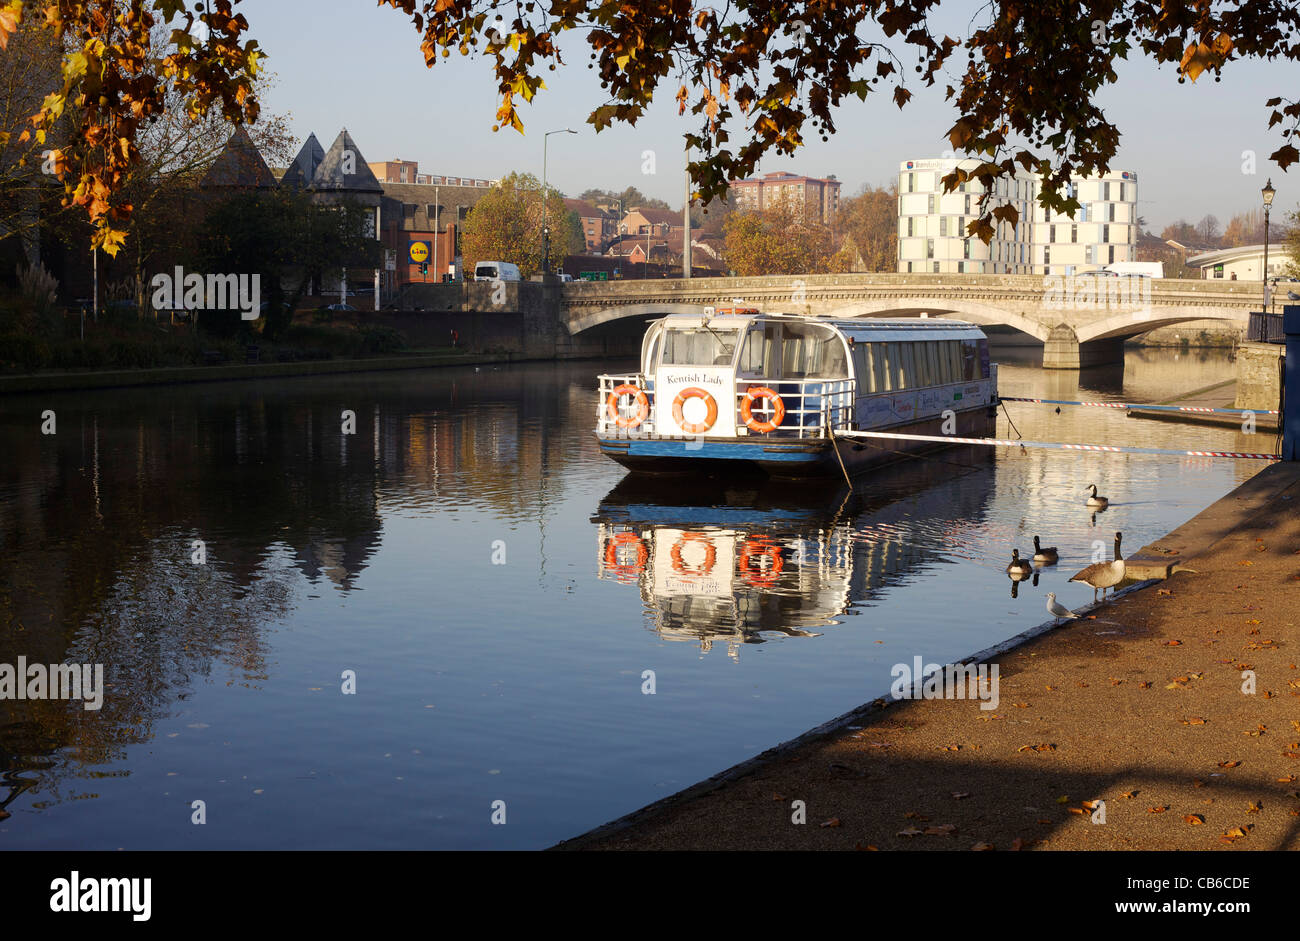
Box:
542;128;577;275
1262;178;1276;312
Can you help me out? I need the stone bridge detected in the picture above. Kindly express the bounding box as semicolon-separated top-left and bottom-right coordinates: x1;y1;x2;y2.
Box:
559;273;1265;368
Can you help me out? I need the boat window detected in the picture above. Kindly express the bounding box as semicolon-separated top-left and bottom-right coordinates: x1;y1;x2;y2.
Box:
661;327;741;366
779;323;848;379
643;324;663;371
961;340;980;380
739;323;780;378
890;343;911;390
851;343;873;393
947;341;964;383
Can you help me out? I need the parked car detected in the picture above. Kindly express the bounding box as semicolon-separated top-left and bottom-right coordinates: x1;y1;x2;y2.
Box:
326;303;356;311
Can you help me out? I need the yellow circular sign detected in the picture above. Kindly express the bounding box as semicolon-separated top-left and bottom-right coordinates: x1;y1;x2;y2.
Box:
409;241;429;263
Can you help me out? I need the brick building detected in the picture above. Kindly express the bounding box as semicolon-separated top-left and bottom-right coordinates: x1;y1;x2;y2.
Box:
729;171;841;224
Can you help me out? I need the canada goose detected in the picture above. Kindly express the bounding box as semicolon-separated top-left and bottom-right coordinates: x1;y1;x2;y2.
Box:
1085;484;1109;509
1032;535;1058;565
1006;548;1033;579
1046;592;1080;621
1070;532;1125;602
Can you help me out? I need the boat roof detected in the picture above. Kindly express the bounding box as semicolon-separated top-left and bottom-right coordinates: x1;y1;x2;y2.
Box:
656;311;987;341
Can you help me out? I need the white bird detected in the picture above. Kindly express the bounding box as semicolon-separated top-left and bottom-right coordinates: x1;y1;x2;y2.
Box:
1046;592;1079;621
1032;535;1058;565
1006;548;1033;579
1070;532;1125;602
1085;484;1109;509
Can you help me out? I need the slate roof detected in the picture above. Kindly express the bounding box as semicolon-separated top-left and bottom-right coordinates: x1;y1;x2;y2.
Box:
280;133;324;188
199;127;276;189
309;129;383;193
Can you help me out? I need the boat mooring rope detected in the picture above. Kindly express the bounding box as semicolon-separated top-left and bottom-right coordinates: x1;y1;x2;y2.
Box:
833;428;1280;461
998;396;1279;416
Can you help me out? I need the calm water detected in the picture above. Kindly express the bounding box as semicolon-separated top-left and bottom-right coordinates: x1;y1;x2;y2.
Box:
0;348;1268;849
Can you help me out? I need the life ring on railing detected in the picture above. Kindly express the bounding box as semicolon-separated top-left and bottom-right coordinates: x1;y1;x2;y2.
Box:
671;387;718;434
603;532;648;580
670;532;717;576
740;386;786;434
739;537;784;587
606;383;649;429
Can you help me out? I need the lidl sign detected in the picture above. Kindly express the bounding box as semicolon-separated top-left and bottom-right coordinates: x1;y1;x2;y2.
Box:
409;240;431;264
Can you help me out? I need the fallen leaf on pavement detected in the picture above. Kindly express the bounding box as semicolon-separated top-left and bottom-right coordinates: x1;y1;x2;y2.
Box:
1184;814;1204;825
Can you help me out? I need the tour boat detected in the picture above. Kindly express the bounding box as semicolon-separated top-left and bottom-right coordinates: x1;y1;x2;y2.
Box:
594;308;998;477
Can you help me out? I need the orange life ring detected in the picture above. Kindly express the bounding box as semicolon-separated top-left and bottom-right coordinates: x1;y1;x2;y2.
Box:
603;532;647;580
671;387;718;434
740;386;786;434
670;532;717;576
739;538;784;587
606;383;649;428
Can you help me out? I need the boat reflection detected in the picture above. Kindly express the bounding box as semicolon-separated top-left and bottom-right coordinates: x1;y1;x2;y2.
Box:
593;449;995;658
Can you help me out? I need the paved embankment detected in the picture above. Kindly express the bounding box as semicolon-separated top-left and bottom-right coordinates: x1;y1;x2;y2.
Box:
556;462;1300;851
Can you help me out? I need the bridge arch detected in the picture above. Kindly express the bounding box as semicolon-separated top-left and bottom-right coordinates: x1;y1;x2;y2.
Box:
567;302;710;334
1075;305;1249;343
822;298;1053;343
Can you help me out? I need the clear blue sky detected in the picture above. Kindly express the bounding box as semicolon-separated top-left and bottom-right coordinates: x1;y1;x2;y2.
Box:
240;0;1295;230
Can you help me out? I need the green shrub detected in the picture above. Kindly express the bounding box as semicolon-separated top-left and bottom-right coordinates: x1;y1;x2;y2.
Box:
357;325;406;354
0;333;52;370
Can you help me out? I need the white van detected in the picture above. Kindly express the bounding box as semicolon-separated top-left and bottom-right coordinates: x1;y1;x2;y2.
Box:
1104;261;1163;278
474;261;521;282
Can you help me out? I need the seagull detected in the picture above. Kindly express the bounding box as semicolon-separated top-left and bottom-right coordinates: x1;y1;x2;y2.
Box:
1070;532;1125;602
1046;592;1079;621
1006;548;1033;579
1085;484;1109;509
1032;535;1058;565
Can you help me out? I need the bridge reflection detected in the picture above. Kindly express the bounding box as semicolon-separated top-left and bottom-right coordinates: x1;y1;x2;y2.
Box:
592;452;995;658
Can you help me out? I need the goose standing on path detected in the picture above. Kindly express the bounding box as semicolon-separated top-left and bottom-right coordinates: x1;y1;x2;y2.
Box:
1032;535;1058;565
1085;484;1109;509
1046;592;1080;621
1070;532;1124;602
1006;549;1033;580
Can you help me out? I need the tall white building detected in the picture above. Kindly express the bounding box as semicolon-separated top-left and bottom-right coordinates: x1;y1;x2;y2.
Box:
897;158;1138;275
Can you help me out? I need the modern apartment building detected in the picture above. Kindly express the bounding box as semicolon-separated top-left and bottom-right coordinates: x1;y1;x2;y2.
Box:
730;171;841;225
896;158;1138;275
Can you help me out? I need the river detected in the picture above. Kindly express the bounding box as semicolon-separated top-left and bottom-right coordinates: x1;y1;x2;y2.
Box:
0;347;1270;848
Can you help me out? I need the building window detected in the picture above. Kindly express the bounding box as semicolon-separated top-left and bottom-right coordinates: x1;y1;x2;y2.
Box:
963;239;971;259
928;194;936;214
958;261;965;273
1079;203;1088;223
1050;224;1057;243
1086;244;1094;264
1071;224;1077;243
399;166;408;182
907;172;915;193
907;217;914;237
1108;203;1116;222
933;261;940;273
1109;244;1115;264
1044;245;1051;264
906;261;914;273
1103;181;1111;201
939;217;947;237
1102;224;1110;242
927;239;934;259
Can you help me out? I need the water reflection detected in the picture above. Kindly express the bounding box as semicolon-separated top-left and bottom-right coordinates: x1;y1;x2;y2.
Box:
592;451;997;657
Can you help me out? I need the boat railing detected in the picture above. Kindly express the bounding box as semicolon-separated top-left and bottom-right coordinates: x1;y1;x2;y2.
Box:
598;373;657;435
735;377;856;439
597;373;856;439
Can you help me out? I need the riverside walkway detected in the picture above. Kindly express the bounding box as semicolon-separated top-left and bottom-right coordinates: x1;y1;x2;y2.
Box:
558;462;1300;851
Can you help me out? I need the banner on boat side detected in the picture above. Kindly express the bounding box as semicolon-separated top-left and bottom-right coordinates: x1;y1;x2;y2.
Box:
655;367;737;436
